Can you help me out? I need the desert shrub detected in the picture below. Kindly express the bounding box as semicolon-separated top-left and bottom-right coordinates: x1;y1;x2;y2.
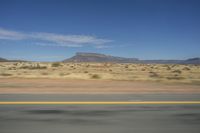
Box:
172;70;182;74
8;67;13;70
166;76;185;80
84;71;88;73
59;73;70;76
104;63;108;67
41;72;49;75
91;74;101;79
20;66;30;69
154;66;158;69
59;73;65;76
166;67;171;70
171;65;177;68
141;68;146;71
36;65;47;69
125;65;129;68
0;73;12;76
164;65;171;70
86;64;90;67
149;72;159;78
8;67;17;70
182;67;190;71
51;62;61;67
20;65;47;69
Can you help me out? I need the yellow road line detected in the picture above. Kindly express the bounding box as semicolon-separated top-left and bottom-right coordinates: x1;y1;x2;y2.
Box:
0;101;200;105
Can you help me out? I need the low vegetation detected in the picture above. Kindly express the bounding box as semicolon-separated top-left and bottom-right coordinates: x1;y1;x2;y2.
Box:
0;62;199;84
166;76;185;80
51;62;61;67
0;73;12;76
149;72;159;78
20;64;47;69
91;74;101;79
172;70;182;74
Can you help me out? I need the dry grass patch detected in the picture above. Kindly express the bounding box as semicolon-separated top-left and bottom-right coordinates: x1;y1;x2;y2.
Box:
172;70;182;74
0;62;199;84
20;64;47;70
51;62;62;67
0;73;12;76
91;74;101;79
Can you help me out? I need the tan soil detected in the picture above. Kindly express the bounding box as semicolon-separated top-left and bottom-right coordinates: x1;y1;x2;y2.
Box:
0;78;199;94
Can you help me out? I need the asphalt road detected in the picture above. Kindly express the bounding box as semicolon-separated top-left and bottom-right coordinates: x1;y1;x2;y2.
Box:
0;94;200;101
0;94;200;133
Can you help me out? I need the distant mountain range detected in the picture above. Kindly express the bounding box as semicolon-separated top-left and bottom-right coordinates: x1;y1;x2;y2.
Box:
63;52;200;64
0;57;26;62
0;57;7;62
1;52;200;64
64;52;139;63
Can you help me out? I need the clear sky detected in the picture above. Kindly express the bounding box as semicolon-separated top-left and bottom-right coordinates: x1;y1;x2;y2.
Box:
0;0;200;61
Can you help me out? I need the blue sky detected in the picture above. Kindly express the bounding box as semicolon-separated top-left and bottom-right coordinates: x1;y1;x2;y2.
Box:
0;0;200;61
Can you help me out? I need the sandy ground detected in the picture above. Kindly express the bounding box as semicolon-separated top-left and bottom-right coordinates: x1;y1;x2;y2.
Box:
1;62;200;84
0;78;199;94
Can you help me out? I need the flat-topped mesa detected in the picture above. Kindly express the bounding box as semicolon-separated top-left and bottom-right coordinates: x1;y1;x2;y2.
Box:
64;52;139;63
75;52;109;57
1;53;200;64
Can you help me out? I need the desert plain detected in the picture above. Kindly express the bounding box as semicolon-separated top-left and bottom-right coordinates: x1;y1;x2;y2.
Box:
0;62;200;133
0;62;199;94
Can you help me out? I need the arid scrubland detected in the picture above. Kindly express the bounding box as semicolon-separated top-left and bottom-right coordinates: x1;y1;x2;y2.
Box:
0;62;200;85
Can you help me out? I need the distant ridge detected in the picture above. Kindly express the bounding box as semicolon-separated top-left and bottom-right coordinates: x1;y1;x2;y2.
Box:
63;52;200;64
1;53;200;64
63;52;139;63
0;57;26;62
182;58;200;64
0;57;8;62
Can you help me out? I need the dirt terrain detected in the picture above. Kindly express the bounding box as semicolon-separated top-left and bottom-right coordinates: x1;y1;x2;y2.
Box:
1;62;200;84
0;62;199;94
0;78;199;94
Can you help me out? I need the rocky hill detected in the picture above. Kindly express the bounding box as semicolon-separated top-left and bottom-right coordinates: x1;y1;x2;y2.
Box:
64;52;139;63
63;52;200;64
0;57;8;62
1;53;200;64
181;58;200;65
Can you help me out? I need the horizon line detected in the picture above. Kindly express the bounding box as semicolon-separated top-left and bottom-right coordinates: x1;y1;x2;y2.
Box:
1;52;200;62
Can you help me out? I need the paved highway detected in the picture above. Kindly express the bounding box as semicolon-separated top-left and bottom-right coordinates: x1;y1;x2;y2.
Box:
0;94;200;133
